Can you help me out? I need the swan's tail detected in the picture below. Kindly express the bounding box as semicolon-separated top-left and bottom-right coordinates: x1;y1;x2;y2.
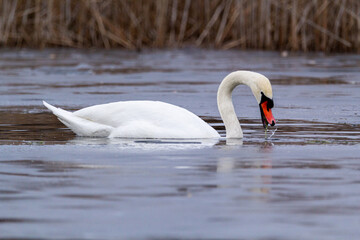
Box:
42;101;113;137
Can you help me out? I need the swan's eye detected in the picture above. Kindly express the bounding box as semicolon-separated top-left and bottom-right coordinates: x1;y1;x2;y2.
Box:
267;99;274;109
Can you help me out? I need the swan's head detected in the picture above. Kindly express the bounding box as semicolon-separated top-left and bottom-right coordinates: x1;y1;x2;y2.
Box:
233;71;276;128
259;91;276;128
249;72;276;128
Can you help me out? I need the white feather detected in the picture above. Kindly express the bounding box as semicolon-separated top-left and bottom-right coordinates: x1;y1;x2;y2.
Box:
43;100;219;138
43;71;274;139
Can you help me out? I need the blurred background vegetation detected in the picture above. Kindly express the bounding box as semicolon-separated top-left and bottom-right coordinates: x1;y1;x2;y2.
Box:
0;0;359;52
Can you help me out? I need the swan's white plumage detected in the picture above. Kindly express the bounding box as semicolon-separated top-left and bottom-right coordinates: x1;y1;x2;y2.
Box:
43;100;220;139
43;70;274;139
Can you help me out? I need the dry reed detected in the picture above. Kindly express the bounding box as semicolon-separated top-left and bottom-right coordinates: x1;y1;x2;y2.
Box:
0;0;359;52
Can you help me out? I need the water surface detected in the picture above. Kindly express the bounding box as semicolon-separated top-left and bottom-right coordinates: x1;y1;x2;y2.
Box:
0;49;359;240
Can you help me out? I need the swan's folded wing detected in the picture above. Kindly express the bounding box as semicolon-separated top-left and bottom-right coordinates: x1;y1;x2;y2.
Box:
43;101;113;137
72;101;220;138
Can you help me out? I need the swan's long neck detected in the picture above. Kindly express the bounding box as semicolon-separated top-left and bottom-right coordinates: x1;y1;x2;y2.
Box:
217;71;258;138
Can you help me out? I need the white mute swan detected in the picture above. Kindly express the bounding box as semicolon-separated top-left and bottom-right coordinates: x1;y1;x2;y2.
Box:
43;71;275;139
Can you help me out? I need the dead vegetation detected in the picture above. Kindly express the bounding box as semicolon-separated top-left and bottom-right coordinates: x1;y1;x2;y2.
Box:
0;0;359;52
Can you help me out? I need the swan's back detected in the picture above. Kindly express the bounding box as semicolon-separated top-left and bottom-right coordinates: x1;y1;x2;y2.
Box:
74;101;194;128
44;101;219;139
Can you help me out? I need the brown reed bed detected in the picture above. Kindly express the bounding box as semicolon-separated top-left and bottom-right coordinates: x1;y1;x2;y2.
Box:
0;0;359;52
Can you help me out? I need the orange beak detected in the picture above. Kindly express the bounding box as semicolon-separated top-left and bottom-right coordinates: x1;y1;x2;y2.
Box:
260;101;276;128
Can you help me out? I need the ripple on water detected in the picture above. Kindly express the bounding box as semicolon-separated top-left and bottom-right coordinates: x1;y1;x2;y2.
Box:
1;49;360;240
0;109;359;146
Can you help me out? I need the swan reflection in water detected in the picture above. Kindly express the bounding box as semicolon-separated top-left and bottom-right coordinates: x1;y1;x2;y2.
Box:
216;142;274;196
67;137;221;150
66;133;274;149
